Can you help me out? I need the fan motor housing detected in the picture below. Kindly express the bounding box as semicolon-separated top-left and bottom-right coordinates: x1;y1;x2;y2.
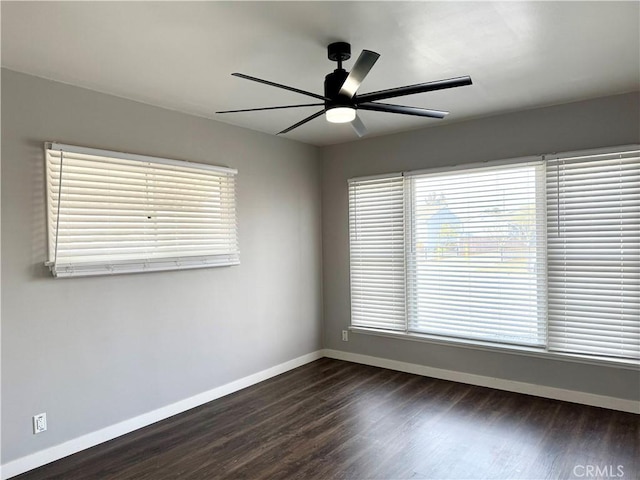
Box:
324;70;352;108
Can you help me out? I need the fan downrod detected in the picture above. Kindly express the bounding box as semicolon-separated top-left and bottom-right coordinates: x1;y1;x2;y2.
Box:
325;42;351;102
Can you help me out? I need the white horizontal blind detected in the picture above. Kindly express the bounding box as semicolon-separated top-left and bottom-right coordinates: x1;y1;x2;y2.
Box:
349;175;406;330
45;144;239;277
547;150;640;359
406;163;547;346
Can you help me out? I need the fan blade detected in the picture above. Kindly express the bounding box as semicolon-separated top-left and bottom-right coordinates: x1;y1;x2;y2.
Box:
277;110;325;135
216;103;323;114
355;76;472;103
339;50;380;98
358;102;449;119
351;115;367;137
232;73;328;101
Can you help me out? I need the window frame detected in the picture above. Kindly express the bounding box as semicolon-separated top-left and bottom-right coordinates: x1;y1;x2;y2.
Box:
347;145;640;368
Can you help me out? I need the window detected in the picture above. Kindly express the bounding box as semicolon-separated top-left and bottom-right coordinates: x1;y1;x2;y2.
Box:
348;146;640;363
546;150;640;359
45;143;239;277
406;163;547;347
349;175;406;330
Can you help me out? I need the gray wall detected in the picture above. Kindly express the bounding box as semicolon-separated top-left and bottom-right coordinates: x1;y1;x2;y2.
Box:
321;92;640;400
1;69;323;464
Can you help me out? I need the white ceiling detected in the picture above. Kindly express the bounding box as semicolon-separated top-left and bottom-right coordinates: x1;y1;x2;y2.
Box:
2;1;639;146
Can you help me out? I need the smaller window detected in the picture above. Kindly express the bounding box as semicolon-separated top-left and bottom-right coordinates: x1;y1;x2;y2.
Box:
45;143;239;278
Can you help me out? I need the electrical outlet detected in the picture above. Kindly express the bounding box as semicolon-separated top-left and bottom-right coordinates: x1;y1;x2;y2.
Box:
33;413;47;434
342;330;349;341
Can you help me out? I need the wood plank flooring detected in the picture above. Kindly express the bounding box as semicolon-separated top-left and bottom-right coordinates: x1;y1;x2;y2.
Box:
14;358;639;479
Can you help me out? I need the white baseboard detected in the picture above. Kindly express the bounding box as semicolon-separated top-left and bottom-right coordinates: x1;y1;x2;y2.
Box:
323;349;640;414
0;350;323;480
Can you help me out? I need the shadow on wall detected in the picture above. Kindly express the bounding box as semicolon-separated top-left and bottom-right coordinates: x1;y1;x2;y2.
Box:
29;138;50;280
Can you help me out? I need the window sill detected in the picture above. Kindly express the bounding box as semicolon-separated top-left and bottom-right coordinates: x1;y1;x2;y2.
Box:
349;327;640;371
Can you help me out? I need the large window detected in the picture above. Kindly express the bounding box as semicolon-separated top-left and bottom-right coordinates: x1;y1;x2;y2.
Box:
348;146;639;362
45;143;239;277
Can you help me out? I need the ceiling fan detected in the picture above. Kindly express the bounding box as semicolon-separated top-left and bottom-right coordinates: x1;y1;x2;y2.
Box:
216;42;472;137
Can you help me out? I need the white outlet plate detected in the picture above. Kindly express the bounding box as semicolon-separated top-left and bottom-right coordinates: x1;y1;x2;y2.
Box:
33;413;47;434
342;330;349;341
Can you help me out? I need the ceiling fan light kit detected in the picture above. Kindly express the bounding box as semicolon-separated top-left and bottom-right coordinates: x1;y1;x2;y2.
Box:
326;107;356;123
217;42;472;137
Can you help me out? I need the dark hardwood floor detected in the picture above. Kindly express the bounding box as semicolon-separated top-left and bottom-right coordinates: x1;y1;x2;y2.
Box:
14;358;639;480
